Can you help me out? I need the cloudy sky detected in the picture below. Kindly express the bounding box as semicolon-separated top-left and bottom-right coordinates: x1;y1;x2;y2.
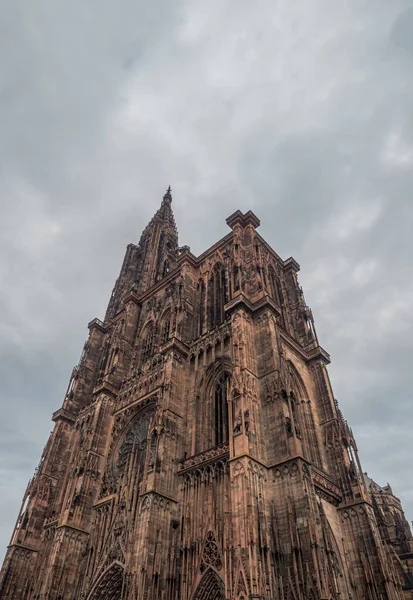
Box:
1;0;413;557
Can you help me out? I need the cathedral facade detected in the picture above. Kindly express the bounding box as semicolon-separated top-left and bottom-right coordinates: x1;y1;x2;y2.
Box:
1;189;412;599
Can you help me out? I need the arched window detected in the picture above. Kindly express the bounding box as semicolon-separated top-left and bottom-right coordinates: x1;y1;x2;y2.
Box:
197;279;206;337
161;312;171;343
116;410;153;479
208;264;227;329
141;324;155;364
268;266;281;305
162;260;169;277
268;266;286;327
214;372;230;446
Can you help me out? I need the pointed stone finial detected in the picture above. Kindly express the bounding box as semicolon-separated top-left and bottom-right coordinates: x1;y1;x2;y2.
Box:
163;185;172;203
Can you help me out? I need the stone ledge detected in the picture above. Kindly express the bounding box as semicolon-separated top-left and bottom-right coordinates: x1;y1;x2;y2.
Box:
159;336;190;358
88;317;107;332
52;408;76;425
226;209;260;230
179;443;229;473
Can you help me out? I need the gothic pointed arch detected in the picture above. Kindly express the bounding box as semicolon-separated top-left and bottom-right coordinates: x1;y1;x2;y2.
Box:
159;307;172;343
286;360;308;400
207;262;228;328
86;560;125;600
112;407;155;481
196;277;206;337
140;320;156;366
195;358;232;453
192;567;225;600
318;501;349;598
234;560;249;599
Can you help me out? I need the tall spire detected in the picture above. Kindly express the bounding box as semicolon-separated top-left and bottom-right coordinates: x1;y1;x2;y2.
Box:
139;186;177;243
137;186;179;289
105;188;179;320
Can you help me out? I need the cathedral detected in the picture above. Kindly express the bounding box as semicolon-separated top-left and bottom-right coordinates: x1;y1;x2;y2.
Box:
1;189;412;600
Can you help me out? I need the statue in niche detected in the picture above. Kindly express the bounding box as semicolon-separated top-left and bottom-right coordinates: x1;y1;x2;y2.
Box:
244;410;250;433
233;410;242;434
286;416;293;436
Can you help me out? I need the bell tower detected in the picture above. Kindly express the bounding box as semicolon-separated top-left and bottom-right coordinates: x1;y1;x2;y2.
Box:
1;195;412;600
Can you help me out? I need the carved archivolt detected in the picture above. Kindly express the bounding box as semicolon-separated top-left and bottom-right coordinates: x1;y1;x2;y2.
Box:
86;560;125;600
192;566;225;600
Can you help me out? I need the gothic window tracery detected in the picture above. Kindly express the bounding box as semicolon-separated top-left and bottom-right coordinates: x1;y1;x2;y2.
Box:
214;372;230;446
208;264;227;329
192;567;225;600
140;324;155;365
197;279;206;337
267;266;286;329
161;312;171;343
268;266;282;306
115;411;153;480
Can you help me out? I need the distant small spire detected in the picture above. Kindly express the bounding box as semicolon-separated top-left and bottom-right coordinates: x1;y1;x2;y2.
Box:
163;185;172;202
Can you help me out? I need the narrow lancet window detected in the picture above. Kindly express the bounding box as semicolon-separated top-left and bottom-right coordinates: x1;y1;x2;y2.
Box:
214;372;229;446
208;264;227;328
141;324;155;364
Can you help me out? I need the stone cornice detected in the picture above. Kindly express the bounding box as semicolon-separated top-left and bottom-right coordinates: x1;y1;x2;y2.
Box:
224;292;281;318
88;317;107;333
229;453;267;469
56;524;90;535
114;388;159;415
159;336;190;358
140;490;178;504
93;494;116;508
92;381;119;399
283;256;300;272
52;407;76;425
226;209;261;230
7;543;38;553
179;443;229;473
279;329;331;366
311;465;342;504
337;498;373;511
306;344;331;364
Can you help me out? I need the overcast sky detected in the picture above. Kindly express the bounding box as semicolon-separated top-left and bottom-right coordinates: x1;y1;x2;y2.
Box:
1;0;413;557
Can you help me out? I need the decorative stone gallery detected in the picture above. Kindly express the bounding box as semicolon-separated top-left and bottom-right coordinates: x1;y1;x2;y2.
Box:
1;188;412;599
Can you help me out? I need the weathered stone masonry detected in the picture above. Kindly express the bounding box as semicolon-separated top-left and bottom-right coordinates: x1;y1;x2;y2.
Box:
1;188;412;599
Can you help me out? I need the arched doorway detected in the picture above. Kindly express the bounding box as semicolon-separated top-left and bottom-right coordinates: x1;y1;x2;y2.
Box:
192;567;225;600
86;561;124;600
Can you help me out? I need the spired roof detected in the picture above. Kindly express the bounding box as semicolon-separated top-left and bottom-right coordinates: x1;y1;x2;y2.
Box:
139;186;178;244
